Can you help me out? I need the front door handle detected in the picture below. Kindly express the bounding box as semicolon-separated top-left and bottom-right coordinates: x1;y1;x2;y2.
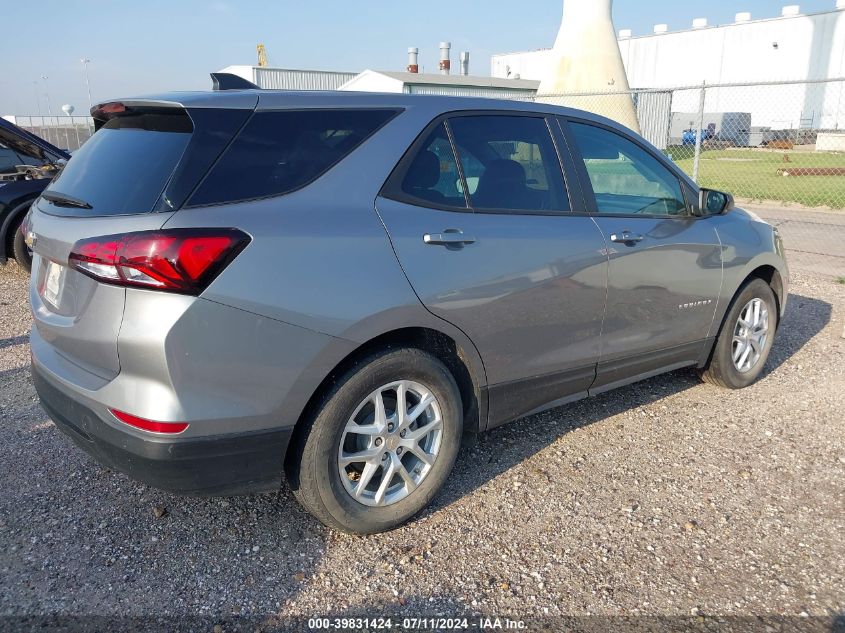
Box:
423;230;475;246
610;231;644;244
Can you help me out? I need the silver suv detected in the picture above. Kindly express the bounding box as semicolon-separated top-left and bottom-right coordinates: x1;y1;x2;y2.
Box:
28;90;787;534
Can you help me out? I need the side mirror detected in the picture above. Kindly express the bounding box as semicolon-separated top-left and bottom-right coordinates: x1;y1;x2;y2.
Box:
698;188;734;216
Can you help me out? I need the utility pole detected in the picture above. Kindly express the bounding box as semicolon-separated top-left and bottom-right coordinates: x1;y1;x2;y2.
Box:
41;75;53;116
81;58;92;109
32;81;42;117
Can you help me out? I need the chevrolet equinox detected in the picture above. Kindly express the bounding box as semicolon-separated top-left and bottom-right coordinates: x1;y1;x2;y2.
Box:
28;88;788;533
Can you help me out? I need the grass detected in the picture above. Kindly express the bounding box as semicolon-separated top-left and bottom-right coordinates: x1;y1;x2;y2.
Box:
668;147;845;208
837;277;845;285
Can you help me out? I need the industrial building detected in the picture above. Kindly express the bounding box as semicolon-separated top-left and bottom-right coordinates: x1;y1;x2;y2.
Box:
338;70;538;99
492;3;845;134
219;42;538;99
492;3;845;85
217;65;356;90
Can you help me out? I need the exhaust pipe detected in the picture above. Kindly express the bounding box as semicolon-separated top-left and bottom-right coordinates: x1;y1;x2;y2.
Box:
459;51;470;76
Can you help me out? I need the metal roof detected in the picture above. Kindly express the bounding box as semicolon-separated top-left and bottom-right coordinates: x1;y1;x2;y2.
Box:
216;65;357;91
373;71;539;91
252;67;357;91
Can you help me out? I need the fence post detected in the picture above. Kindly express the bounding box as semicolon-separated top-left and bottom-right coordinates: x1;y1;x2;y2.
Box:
692;81;706;183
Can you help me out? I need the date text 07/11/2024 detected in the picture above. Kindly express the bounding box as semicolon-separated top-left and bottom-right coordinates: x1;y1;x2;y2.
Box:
307;616;527;630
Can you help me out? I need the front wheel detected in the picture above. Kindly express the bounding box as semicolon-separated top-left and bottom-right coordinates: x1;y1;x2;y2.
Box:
9;202;34;273
12;222;32;273
700;278;777;389
288;348;463;534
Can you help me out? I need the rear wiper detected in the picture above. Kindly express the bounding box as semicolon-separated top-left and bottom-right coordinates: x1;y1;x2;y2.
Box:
41;190;93;209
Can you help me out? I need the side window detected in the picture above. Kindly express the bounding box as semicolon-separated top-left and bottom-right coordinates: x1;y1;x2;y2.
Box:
189;109;398;207
568;121;687;216
399;123;467;209
447;115;569;213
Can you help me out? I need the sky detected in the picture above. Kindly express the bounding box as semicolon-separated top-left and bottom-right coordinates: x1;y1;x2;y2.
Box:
0;0;836;115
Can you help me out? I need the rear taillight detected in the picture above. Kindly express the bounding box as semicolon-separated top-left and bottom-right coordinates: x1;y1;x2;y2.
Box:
110;408;189;434
68;228;250;295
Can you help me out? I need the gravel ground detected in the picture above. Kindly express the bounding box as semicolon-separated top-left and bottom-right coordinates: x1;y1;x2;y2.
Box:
0;260;843;631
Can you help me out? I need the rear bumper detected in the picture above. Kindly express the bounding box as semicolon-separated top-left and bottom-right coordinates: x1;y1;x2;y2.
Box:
32;363;291;496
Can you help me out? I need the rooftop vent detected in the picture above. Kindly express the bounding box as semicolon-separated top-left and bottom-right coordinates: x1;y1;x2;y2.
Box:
439;41;451;75
459;51;470;76
735;12;752;22
692;17;708;28
653;23;669;34
407;47;419;74
618;28;632;38
781;5;801;16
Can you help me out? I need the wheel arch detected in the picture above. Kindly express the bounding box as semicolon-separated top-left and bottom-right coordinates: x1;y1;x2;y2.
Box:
284;325;486;471
746;265;785;323
701;263;785;369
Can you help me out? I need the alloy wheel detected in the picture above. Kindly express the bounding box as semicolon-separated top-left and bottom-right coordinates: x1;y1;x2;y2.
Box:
731;298;769;373
338;380;443;507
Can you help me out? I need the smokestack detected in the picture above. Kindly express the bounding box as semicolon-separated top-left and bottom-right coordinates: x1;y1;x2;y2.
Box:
537;0;640;134
439;42;451;75
407;47;419;74
459;51;470;76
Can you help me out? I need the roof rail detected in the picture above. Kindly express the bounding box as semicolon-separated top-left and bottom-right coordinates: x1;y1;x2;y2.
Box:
210;72;260;91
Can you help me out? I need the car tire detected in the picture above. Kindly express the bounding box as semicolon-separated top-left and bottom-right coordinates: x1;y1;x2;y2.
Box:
288;348;463;534
699;278;777;389
12;220;32;273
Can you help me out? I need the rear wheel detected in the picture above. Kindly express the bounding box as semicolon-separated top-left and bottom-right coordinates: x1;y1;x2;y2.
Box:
288;348;462;534
700;278;777;389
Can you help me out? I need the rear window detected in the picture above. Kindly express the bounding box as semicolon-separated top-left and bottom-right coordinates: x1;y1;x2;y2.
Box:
187;109;398;207
45;109;192;214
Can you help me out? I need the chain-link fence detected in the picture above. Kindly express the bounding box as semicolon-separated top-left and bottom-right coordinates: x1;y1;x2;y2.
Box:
11;115;95;152
529;78;845;210
524;78;845;277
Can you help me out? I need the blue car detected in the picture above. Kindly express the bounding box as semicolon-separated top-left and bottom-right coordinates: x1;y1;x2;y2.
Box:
0;117;70;272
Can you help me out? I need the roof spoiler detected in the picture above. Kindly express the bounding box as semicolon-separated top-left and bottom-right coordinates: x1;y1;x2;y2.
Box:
210;72;260;91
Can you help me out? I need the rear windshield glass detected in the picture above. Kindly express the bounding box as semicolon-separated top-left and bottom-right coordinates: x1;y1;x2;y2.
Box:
187;109;398;207
44;110;192;215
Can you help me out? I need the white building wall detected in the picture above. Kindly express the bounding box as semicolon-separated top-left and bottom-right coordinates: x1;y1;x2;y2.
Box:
491;50;554;82
492;8;845;86
617;10;845;87
337;70;406;93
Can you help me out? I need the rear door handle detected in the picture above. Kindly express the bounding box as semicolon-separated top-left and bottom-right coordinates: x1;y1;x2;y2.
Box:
610;231;644;244
423;231;475;246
